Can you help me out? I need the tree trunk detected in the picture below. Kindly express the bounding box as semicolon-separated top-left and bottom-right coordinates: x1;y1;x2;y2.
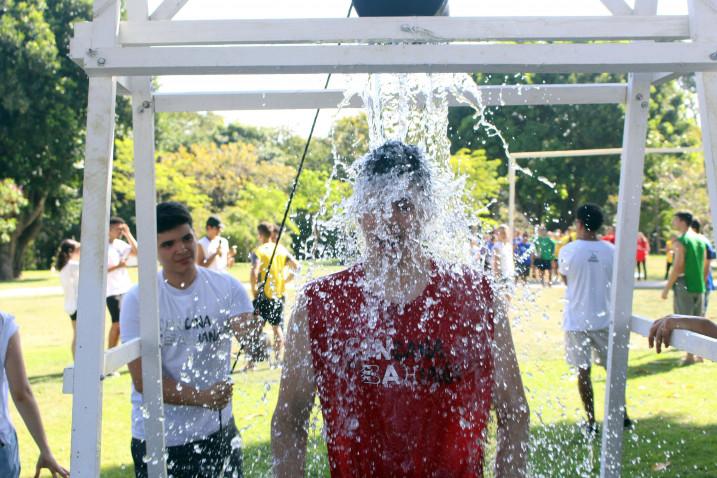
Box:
0;194;46;280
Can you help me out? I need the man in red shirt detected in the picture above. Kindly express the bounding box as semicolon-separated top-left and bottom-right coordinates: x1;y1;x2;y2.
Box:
271;141;529;477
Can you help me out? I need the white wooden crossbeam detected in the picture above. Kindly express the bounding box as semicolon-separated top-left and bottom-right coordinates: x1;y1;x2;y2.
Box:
149;0;190;21
600;0;633;16
153;83;628;112
83;16;693;46
630;316;717;361
69;42;717;76
510;146;701;159
103;337;141;375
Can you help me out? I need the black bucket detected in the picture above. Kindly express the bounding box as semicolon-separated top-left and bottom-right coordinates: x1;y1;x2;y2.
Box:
352;0;449;17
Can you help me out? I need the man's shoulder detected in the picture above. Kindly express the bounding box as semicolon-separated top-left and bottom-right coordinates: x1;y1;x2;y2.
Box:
303;266;359;297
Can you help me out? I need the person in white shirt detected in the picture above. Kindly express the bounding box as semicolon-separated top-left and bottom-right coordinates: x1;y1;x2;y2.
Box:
558;203;631;436
56;239;80;358
196;215;233;273
0;311;68;478
120;202;259;477
492;224;515;299
107;216;138;349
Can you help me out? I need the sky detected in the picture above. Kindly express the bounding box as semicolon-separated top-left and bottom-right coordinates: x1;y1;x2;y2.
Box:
147;0;688;137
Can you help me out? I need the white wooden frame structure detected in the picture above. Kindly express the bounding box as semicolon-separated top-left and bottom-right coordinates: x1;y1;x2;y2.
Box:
64;0;717;476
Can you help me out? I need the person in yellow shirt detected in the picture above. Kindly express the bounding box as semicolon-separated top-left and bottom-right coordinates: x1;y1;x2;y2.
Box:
665;234;677;280
250;222;299;366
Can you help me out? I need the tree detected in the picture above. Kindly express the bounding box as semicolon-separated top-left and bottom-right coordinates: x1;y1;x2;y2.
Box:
0;0;92;278
0;179;28;244
448;73;699;231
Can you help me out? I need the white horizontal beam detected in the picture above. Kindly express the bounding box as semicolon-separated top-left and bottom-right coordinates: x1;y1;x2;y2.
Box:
511;146;702;159
153;83;627;112
70;42;717;76
631;315;717;361
103;337;141;376
86;16;694;46
149;0;189;21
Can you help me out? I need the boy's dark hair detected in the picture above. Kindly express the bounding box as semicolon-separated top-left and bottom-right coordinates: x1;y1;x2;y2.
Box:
257;222;273;239
675;211;694;226
359;141;430;190
109;216;126;226
576;203;604;232
691;218;702;233
157;202;193;234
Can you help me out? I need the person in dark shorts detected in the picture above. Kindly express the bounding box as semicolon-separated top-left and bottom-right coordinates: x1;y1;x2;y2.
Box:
534;227;555;287
106;216;138;348
120;202;258;477
249;222;299;367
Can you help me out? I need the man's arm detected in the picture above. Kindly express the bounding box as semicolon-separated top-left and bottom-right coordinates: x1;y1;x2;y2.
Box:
126;359;232;410
285;255;300;283
272;295;316;477
703;247;710;284
662;242;684;299
121;224;139;256
649;315;717;353
492;295;530;476
229;311;263;348
250;262;260;299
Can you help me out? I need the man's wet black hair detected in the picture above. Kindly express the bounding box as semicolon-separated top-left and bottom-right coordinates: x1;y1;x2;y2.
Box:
109;216;125;226
576;203;604;232
691;218;702;233
360;141;430;189
157;201;193;234
675;211;693;227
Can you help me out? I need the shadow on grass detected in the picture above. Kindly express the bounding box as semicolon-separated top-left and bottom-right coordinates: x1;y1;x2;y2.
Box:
0;277;46;286
98;436;330;478
28;371;65;385
627;353;686;380
98;416;716;477
530;415;717;478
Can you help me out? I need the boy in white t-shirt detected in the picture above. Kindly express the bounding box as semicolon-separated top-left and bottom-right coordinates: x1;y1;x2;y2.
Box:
196;215;232;273
107;216;138;348
558;203;631;436
120;202;259;477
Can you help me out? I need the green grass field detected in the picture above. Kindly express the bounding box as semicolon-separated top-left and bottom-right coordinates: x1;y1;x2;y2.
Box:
1;255;715;477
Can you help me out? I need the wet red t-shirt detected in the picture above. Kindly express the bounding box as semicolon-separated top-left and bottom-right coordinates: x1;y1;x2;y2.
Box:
305;264;495;477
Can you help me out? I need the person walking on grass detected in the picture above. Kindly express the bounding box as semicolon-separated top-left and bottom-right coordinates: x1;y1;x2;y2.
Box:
690;219;716;310
120;202;258;477
106;216;137;349
272;141;529;477
197;215;232;274
662;211;708;365
56;239;80;359
0;311;69;478
534;227;555;287
493;224;516;299
636;232;650;281
558;203;631;436
248;222;299;369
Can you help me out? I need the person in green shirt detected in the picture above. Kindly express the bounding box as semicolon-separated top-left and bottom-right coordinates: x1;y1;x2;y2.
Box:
534;227;556;287
662;211;709;365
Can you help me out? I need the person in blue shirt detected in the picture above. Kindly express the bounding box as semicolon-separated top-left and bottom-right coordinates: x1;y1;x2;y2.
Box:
691;219;716;309
514;232;533;284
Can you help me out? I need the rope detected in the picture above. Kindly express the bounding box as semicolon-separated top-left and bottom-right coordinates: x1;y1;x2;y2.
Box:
230;1;355;375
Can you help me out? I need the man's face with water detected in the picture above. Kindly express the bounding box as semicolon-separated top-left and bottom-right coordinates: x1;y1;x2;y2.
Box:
358;184;422;254
157;223;197;276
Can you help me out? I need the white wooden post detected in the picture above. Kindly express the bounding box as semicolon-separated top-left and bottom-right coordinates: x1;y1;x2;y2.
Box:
689;1;717;249
599;72;652;478
600;4;656;476
126;0;169;475
69;1;120;475
508;156;516;232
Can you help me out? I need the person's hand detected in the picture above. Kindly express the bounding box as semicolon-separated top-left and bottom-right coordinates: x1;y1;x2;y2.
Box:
661;287;669;300
649;316;677;353
35;450;69;478
199;379;233;410
118;258;128;269
119;223;129;237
